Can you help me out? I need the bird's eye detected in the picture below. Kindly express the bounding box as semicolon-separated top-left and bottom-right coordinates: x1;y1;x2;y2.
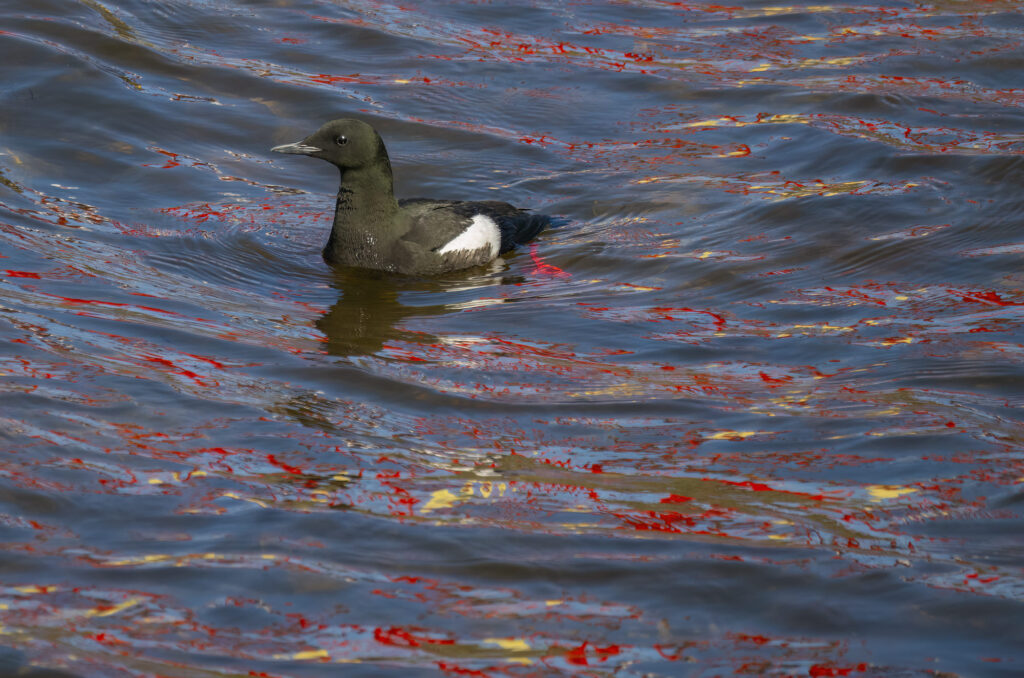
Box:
335;135;348;146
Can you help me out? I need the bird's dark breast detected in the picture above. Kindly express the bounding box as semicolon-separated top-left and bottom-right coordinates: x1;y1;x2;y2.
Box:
323;227;398;271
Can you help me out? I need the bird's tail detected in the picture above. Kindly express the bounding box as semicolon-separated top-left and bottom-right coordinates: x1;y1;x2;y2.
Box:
499;213;565;253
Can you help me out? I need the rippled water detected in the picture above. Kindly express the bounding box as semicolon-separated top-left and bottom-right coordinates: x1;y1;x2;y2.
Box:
2;0;1024;675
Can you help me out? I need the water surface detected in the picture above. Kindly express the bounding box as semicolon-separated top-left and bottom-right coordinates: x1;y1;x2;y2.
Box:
1;0;1023;675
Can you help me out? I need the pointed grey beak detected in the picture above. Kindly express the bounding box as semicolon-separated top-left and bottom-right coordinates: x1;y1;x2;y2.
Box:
271;141;321;155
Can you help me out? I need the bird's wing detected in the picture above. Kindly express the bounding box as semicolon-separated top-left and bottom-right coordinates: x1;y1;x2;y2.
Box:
397;199;476;252
397;199;549;254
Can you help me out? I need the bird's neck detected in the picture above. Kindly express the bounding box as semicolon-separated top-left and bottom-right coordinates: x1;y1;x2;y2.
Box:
323;163;402;263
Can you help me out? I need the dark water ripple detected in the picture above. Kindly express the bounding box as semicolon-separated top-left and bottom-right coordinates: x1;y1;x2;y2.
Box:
2;0;1024;675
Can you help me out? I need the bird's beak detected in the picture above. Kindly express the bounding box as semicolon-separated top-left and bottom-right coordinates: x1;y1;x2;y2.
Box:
271;141;321;155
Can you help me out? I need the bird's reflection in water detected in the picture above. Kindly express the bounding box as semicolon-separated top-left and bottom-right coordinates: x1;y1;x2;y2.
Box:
315;262;517;358
266;264;520;499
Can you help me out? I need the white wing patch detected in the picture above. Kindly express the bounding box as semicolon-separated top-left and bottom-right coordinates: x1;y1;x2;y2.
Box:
436;214;500;258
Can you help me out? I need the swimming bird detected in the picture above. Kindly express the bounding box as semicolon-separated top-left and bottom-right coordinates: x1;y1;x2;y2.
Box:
272;119;551;275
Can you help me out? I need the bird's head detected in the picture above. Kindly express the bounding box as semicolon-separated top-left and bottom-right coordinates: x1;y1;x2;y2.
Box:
272;118;387;171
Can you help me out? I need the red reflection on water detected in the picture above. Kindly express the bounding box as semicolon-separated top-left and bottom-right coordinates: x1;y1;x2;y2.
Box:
375;626;456;647
809;663;869;677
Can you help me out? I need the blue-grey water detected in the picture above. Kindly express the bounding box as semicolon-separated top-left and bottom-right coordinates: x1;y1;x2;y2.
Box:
2;0;1023;676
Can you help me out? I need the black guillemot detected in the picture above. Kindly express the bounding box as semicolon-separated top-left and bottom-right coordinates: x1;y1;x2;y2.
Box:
272;119;552;275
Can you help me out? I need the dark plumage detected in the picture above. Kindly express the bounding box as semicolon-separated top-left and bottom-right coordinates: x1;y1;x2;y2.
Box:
272;119;552;275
